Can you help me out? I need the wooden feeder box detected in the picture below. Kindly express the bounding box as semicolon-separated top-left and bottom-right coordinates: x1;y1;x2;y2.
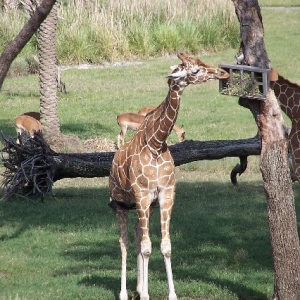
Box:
218;64;270;100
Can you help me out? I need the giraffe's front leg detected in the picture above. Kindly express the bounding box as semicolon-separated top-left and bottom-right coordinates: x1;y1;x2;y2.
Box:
135;203;156;298
135;199;152;300
159;189;177;300
116;208;129;300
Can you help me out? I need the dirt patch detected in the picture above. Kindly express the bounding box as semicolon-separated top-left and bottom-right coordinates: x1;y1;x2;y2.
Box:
83;136;117;152
60;61;143;72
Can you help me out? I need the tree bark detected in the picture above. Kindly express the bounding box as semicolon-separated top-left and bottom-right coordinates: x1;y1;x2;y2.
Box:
261;140;300;299
232;0;300;299
37;1;61;143
0;0;57;90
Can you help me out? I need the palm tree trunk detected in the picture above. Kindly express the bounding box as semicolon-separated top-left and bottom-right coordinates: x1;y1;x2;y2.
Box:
37;1;61;142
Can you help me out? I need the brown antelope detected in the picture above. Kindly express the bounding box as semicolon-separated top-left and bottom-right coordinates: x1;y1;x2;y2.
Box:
117;112;145;149
137;106;157;116
21;111;40;121
117;107;185;148
14;112;42;144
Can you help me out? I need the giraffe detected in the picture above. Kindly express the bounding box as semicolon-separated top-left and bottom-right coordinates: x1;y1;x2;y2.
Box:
108;53;229;300
272;74;300;180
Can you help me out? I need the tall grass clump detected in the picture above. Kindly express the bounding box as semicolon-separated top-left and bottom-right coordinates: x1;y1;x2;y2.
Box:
0;0;239;66
0;10;21;46
57;1;131;64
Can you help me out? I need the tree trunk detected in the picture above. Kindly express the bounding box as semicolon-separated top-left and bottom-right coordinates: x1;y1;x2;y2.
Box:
52;136;261;181
232;0;300;299
0;0;57;90
37;1;61;142
23;0;82;152
261;140;300;299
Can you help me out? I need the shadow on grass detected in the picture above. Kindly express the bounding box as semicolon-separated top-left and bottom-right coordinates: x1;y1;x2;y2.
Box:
61;122;115;137
1;180;300;299
78;273;141;300
0;118;16;139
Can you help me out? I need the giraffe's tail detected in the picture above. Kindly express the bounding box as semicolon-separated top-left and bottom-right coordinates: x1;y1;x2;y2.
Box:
108;199;136;211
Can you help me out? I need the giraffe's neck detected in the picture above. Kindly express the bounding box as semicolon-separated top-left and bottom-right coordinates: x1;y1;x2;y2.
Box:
273;75;300;121
143;80;185;153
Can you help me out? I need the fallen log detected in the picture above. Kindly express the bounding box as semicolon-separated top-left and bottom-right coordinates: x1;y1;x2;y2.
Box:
1;132;261;200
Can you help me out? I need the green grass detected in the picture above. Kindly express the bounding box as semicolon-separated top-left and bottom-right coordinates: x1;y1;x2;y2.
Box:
0;174;281;300
259;0;300;6
0;7;300;300
0;54;259;144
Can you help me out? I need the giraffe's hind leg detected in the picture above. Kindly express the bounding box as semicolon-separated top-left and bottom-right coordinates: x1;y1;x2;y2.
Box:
114;206;129;300
134;222;143;296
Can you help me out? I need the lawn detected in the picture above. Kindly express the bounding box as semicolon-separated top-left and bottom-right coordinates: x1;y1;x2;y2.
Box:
0;7;300;300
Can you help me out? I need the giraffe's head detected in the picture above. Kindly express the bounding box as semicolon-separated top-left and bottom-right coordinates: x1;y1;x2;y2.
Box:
168;52;229;85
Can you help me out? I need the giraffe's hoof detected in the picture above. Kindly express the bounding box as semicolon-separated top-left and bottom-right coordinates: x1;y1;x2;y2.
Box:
168;292;178;300
133;291;141;299
136;284;142;296
141;249;151;257
119;291;128;300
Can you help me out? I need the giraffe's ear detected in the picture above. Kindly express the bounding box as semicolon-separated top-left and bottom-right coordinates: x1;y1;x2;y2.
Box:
177;53;190;67
170;65;178;71
177;52;184;60
177;52;189;61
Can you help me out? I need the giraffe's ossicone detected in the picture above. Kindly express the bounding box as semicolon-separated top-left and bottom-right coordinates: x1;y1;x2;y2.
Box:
108;52;229;300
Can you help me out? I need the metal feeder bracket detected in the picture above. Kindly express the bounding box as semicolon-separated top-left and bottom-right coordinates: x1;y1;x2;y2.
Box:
218;64;270;100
